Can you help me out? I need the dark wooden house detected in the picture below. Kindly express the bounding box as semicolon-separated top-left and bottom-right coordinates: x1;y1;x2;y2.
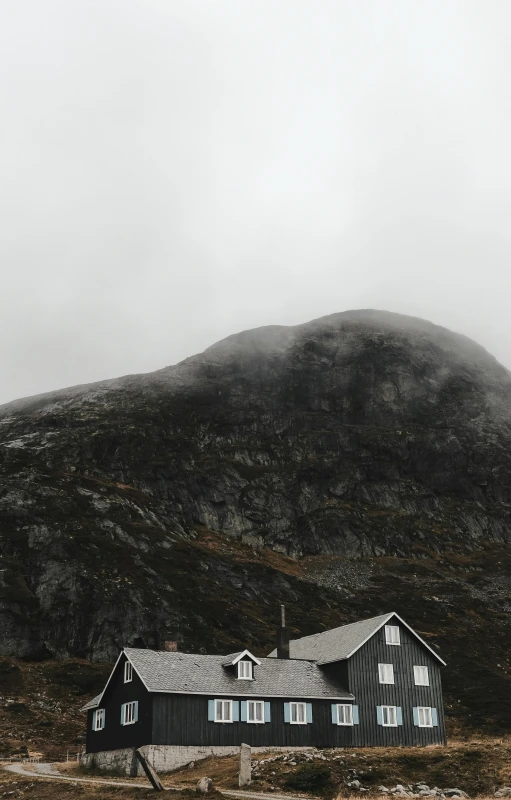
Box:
82;612;446;771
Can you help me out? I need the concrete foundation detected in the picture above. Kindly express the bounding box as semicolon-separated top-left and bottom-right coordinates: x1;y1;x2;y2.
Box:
82;744;309;776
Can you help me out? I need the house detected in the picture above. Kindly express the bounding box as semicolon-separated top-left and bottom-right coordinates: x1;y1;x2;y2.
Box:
81;611;446;775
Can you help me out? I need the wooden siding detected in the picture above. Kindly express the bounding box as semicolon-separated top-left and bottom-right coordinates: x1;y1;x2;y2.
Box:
152;694;358;748
344;619;446;747
86;653;152;754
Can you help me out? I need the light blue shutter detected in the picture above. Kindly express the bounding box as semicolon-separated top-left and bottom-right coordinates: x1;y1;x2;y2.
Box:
306;703;313;723
331;704;337;724
431;708;438;727
92;711;96;730
396;707;403;726
134;701;139;722
264;702;271;723
352;705;359;725
120;704;125;725
413;707;419;726
208;700;215;721
376;706;383;725
240;701;247;722
284;703;290;723
103;709;106;729
232;701;240;722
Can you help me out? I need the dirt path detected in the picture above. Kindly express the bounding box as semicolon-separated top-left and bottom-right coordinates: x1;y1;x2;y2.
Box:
5;762;311;800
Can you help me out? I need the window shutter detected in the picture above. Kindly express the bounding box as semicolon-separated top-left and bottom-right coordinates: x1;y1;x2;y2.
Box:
331;704;337;724
120;704;125;725
92;711;96;730
264;702;271;723
284;703;290;723
413;707;419;726
134;701;139;722
431;708;438;727
240;701;247;722
353;705;359;725
306;703;313;724
232;701;240;722
208;700;215;721
396;707;403;726
103;709;106;728
376;706;383;725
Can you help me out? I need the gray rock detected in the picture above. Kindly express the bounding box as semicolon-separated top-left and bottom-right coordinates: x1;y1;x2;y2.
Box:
348;780;362;789
495;790;511;798
196;777;214;794
444;791;469;798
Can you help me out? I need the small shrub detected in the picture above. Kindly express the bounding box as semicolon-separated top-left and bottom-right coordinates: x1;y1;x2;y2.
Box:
284;763;335;796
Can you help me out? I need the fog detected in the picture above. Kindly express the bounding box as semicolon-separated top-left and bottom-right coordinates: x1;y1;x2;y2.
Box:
1;0;511;404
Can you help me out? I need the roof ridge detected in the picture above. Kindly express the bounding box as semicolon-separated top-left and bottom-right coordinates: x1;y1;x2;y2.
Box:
287;612;393;644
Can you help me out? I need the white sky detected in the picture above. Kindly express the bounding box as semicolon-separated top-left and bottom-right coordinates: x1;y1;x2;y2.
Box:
1;0;511;404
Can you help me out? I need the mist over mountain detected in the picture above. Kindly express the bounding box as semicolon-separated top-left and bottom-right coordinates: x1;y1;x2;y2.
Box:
1;309;511;731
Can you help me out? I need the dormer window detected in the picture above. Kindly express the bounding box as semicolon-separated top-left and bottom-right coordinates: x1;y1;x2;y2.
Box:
238;660;253;680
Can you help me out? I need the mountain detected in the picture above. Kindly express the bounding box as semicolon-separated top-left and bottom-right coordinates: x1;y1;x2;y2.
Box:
1;309;511;733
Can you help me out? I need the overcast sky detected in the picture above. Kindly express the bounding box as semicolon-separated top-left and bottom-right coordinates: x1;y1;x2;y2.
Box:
1;0;511;404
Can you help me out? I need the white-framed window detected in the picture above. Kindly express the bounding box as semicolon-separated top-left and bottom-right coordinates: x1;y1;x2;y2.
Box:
93;708;105;731
378;663;395;684
122;701;137;725
247;700;264;723
417;706;433;727
336;704;353;726
214;699;233;723
414;665;429;686
238;660;253;680
290;702;307;724
385;625;400;645
381;705;398;726
124;661;133;683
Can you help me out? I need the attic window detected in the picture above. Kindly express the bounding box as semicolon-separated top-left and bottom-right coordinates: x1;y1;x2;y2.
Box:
385;625;400;645
414;666;429;686
124;661;133;683
238;660;253;680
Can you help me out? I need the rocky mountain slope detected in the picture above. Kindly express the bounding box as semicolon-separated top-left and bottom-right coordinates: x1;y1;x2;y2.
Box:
1;310;511;732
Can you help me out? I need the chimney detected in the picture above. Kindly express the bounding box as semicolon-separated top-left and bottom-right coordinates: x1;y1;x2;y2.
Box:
164;640;178;652
276;604;290;659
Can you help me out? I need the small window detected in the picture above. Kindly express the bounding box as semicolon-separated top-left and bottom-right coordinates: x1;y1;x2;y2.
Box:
385;625;400;645
414;666;429;686
238;661;253;680
214;699;233;723
124;661;133;683
290;702;307;724
93;708;105;731
336;704;353;726
381;705;397;726
378;663;395;684
123;701;137;725
247;700;264;723
417;706;433;727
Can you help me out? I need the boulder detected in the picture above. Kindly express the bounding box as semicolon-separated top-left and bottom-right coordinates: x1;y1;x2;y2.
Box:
196;777;214;794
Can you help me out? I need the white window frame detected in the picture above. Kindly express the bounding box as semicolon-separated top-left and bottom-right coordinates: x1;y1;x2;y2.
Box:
124;661;133;683
290;702;307;725
93;708;105;731
247;700;265;724
417;706;433;727
414;665;429;686
238;660;253;680
123;701;136;726
214;699;233;723
336;704;353;726
385;625;400;645
378;663;395;684
381;705;398;727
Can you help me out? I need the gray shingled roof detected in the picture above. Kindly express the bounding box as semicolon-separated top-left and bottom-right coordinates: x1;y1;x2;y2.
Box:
82;693;102;711
267;613;392;662
267;612;445;665
82;648;353;710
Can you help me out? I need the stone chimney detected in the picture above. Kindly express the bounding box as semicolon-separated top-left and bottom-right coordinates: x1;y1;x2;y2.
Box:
164;640;178;652
276;604;290;659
